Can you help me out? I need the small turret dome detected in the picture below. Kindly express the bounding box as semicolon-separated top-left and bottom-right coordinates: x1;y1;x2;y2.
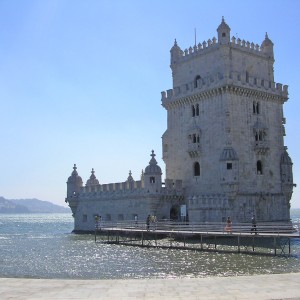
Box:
217;16;230;32
86;168;99;186
261;32;273;47
261;32;274;58
144;150;162;174
220;147;238;161
170;39;183;66
217;16;231;44
127;170;134;182
68;164;83;183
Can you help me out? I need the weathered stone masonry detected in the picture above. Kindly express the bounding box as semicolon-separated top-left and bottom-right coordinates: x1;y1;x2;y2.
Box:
66;18;295;231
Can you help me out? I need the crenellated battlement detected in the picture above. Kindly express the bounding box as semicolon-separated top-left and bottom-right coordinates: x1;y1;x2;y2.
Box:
81;180;144;195
161;71;288;106
173;35;268;65
77;178;183;199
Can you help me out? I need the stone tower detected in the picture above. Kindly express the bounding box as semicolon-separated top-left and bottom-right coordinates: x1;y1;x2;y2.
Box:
161;18;294;223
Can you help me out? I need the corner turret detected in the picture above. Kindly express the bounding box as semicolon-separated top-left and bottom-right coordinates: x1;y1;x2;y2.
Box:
261;32;274;58
67;164;83;197
126;170;135;189
217;16;230;44
170;39;183;67
86;168;99;191
280;148;295;208
66;164;83;216
144;150;162;193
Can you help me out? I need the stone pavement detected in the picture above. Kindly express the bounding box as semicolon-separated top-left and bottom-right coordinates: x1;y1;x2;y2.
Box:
0;273;300;300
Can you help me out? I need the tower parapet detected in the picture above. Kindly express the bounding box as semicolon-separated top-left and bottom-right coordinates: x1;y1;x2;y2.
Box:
170;32;272;66
162;70;288;108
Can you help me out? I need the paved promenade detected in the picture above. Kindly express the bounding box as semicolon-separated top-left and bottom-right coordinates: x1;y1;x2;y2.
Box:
0;273;300;300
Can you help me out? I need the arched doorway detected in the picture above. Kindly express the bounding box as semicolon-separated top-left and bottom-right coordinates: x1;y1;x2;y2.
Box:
170;205;180;220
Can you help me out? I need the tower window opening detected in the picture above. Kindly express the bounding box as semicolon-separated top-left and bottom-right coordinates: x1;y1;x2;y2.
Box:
257;160;263;175
192;105;196;117
197;135;200;143
196;104;199;116
222;32;226;37
253;101;260;114
246;71;249;83
227;163;232;170
150;176;155;183
255;130;265;142
194;162;200;176
194;75;201;88
193;134;197;143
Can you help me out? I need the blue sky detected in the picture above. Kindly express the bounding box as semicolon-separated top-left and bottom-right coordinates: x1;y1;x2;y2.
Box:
0;0;299;208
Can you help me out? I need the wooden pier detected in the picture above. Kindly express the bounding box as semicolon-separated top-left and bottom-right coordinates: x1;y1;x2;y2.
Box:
94;220;300;256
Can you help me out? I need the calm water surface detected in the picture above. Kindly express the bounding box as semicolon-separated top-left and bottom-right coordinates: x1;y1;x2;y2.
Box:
0;210;299;279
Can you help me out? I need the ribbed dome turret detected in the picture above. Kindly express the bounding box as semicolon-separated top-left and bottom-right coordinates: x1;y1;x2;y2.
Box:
261;32;274;57
68;164;83;183
144;150;162;174
66;164;83;198
217;16;231;44
261;32;273;47
127;170;134;182
217;16;230;32
170;39;183;66
86;168;99;186
220;147;238;161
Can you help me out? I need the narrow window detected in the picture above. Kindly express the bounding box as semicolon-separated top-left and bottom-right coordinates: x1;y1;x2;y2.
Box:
197;135;200;143
194;162;200;176
150;176;155;183
196;104;199;116
192;105;195;117
193;134;197;143
194;75;201;88
257;160;263;175
253;102;260;114
227;163;232;170
222;32;226;37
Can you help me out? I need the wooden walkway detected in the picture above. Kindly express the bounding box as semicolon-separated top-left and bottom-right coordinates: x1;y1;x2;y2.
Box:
94;221;300;256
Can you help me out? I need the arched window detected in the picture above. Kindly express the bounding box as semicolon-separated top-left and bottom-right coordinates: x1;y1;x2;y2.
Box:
257;160;263;175
150;176;155;183
194;162;200;176
194;75;201;88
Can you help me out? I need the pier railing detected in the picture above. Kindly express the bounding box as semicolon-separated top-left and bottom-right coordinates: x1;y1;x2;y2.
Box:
95;220;300;236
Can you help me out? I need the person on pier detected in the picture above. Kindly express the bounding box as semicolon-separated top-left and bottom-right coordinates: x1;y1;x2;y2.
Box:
251;215;257;234
225;216;232;233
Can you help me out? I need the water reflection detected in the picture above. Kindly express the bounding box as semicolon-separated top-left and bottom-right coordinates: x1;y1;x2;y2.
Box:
0;212;299;279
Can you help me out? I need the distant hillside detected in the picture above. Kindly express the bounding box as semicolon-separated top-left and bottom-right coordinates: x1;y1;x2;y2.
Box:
0;197;70;213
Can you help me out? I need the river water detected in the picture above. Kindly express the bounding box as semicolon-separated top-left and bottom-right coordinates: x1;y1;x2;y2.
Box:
0;210;299;279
